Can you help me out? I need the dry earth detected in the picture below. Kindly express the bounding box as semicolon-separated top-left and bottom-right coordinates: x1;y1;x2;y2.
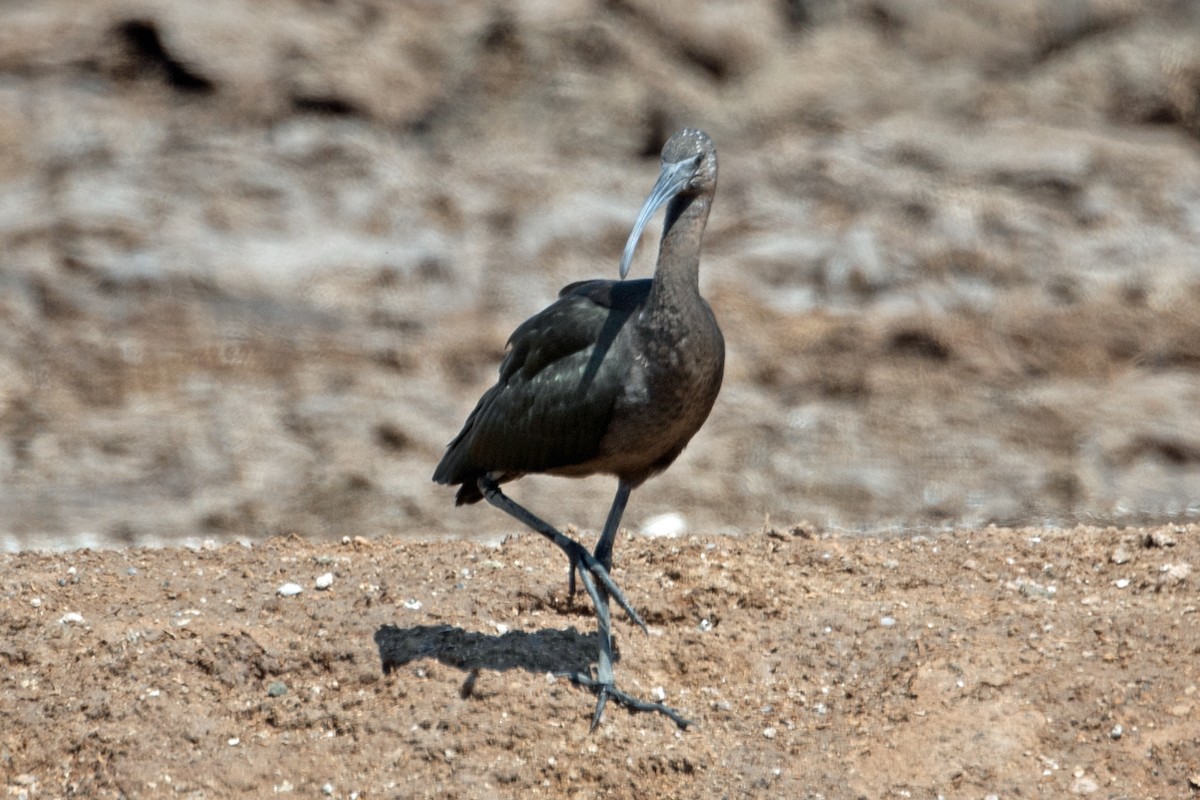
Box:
3;524;1200;798
3;0;1200;549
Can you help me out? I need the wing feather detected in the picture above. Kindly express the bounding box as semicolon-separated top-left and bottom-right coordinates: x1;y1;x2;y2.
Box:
433;280;650;497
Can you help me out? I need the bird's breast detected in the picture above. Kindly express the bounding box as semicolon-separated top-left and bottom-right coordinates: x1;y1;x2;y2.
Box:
590;309;724;479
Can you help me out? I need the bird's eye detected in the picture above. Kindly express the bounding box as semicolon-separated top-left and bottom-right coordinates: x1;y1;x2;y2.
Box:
692;154;703;167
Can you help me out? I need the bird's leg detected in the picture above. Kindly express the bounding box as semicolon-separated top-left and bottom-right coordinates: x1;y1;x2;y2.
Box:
590;482;631;686
566;482;631;602
595;482;631;573
569;567;693;731
478;477;690;730
581;481;693;730
477;476;647;632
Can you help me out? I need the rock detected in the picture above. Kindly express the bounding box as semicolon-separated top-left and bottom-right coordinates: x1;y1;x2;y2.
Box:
1012;578;1056;599
315;572;334;590
277;583;303;597
1159;563;1192;584
1145;530;1177;548
640;513;687;538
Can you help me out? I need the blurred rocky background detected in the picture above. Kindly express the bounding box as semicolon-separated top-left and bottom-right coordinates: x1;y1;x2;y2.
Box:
2;0;1200;550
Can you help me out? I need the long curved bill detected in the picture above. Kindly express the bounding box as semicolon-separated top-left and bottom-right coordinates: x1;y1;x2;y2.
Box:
619;160;693;279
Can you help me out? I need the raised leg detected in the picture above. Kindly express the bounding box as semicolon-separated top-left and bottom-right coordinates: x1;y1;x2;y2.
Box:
478;476;646;632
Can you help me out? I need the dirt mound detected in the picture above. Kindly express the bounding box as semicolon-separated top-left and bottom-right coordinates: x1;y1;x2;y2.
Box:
3;1;1200;549
3;524;1199;797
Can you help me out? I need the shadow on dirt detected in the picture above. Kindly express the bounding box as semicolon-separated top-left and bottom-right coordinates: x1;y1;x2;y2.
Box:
373;624;612;683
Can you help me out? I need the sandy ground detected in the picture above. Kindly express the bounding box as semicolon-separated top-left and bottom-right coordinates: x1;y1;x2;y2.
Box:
3;524;1200;798
3;0;1200;549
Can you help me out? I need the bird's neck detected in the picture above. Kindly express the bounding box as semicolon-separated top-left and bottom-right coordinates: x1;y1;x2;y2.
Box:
650;193;711;306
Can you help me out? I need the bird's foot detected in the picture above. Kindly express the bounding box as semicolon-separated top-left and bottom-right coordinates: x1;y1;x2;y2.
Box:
563;541;647;634
563;671;693;731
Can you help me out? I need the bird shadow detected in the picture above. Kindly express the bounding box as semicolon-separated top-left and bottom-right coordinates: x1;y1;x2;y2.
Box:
373;623;612;688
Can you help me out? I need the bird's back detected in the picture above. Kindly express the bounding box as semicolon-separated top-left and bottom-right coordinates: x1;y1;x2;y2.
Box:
432;279;652;503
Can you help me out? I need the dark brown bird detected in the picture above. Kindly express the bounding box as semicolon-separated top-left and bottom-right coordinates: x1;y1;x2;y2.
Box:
433;128;723;729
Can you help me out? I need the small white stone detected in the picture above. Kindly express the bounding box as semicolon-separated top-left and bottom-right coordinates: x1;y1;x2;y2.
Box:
880;616;897;627
640;512;687;538
322;782;335;796
762;726;777;739
403;599;422;610
651;686;666;701
58;612;84;624
1115;578;1130;589
277;583;303;597
30;597;41;608
1162;563;1192;581
228;737;240;746
315;573;334;590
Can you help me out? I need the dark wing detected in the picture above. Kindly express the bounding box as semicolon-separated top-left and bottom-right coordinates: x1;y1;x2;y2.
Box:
433;279;651;503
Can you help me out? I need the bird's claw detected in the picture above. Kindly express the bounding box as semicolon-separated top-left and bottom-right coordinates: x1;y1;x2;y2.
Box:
562;671;693;731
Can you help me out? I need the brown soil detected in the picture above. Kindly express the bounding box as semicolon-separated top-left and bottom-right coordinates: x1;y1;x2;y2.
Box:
4;524;1199;798
4;0;1200;550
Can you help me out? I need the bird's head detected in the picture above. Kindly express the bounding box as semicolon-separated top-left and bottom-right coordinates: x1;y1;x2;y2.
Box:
619;128;717;279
